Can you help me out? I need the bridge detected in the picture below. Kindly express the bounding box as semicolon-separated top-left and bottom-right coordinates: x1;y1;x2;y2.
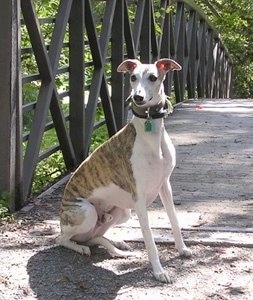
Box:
1;1;253;298
0;0;232;210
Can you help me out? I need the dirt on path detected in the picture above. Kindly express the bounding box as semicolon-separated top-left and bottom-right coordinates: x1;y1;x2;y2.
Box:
0;99;253;299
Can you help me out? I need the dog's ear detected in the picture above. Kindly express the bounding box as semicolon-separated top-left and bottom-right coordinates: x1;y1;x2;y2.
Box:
117;59;140;73
155;58;182;73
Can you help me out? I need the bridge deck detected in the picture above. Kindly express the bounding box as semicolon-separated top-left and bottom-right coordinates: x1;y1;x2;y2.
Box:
108;99;253;246
1;99;253;299
170;99;253;227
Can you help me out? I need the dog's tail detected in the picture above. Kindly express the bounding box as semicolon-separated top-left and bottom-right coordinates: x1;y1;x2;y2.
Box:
87;237;137;257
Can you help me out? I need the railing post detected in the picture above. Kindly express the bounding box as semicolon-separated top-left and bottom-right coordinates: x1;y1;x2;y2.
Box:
0;0;23;210
111;0;125;129
140;0;152;63
197;19;206;98
174;2;185;102
213;40;220;98
69;0;85;163
226;60;232;98
160;10;173;95
187;10;197;99
219;48;225;98
212;40;218;98
206;28;214;98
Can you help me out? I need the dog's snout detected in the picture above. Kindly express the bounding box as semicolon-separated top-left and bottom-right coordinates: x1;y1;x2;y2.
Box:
133;94;144;103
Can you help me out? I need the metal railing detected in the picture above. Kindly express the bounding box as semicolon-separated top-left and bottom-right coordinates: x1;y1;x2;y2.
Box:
0;0;232;209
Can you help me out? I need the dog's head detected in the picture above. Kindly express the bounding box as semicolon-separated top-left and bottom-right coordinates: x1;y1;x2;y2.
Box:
117;58;181;108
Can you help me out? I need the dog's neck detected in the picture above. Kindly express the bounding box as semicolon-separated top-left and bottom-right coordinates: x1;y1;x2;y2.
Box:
131;98;168;120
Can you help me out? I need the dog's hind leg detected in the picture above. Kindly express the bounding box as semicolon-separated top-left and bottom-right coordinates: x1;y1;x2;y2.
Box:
159;180;192;257
56;198;98;256
104;207;132;251
56;234;91;256
87;236;139;257
88;207;138;257
57;200;138;257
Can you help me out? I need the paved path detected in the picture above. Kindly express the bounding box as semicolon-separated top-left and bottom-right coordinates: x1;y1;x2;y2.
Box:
107;99;253;246
1;99;253;300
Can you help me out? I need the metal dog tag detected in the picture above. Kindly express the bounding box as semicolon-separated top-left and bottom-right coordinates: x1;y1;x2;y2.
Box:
145;119;155;132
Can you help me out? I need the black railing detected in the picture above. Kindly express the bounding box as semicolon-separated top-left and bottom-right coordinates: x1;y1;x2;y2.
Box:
0;0;232;210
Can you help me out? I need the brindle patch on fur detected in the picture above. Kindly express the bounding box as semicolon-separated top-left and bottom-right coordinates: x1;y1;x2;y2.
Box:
62;123;137;205
60;211;78;226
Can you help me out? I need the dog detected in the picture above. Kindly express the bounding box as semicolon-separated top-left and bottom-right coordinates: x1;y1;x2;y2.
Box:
56;58;191;283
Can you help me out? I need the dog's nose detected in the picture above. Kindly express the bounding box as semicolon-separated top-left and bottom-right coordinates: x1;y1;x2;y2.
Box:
133;95;144;103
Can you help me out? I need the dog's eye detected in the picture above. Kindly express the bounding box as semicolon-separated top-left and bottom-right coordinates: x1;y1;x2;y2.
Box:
149;74;157;82
130;75;137;82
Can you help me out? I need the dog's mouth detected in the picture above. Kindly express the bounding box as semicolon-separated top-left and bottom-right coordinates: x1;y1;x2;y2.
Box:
132;95;152;107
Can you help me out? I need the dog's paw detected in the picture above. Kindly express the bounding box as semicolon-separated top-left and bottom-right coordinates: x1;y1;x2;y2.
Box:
56;236;91;256
76;245;91;256
112;240;131;251
153;270;174;284
110;250;141;258
179;247;192;258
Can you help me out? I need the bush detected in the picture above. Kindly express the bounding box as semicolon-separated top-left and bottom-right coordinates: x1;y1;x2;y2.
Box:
0;192;13;222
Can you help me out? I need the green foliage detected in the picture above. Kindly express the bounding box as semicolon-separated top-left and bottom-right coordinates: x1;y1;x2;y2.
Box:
23;83;68;194
0;192;13;221
90;125;109;154
196;0;253;98
22;89;108;195
32;151;66;193
23;83;38;133
90;105;109;153
21;0;112;197
34;0;60;17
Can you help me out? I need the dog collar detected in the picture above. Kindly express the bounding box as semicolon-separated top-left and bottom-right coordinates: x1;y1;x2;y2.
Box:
131;107;168;119
130;98;169;119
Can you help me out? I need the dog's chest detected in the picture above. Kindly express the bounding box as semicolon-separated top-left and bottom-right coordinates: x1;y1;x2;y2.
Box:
130;129;173;197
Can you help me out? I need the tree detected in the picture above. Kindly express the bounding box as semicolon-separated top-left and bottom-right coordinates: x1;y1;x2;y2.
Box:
197;0;253;98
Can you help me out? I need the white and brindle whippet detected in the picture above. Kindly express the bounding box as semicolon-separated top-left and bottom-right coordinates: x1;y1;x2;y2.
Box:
56;58;191;283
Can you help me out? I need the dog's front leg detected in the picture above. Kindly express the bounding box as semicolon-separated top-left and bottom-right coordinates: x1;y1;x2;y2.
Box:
135;200;172;283
159;180;192;257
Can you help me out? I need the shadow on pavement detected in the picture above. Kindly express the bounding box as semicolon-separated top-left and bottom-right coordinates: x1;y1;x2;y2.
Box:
27;244;164;299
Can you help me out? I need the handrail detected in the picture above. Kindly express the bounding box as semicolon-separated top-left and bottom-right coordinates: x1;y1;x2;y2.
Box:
175;0;232;62
176;0;218;35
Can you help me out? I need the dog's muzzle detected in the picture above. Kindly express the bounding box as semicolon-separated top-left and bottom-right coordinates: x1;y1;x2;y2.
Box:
133;94;144;104
133;94;153;107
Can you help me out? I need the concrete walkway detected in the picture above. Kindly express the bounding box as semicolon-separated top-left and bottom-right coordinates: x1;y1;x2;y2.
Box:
107;99;253;247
